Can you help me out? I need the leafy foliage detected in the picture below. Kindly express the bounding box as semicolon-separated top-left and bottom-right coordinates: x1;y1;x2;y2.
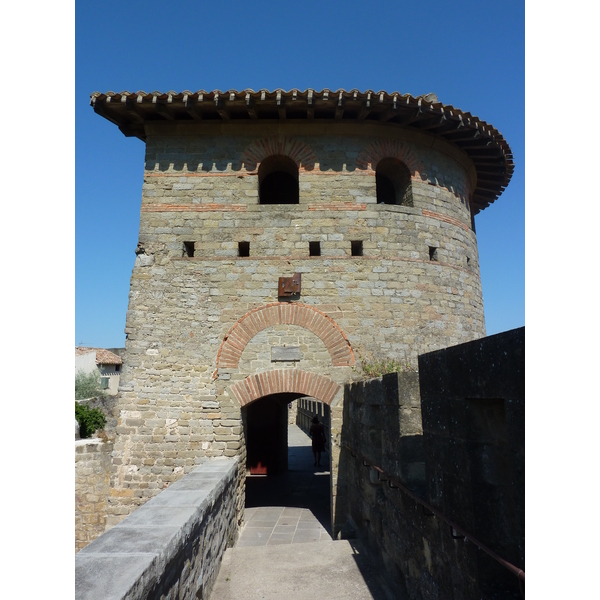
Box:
75;402;107;438
356;355;417;379
75;369;106;400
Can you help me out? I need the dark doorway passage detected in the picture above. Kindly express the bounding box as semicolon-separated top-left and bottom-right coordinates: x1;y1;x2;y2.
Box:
241;400;333;546
244;394;289;475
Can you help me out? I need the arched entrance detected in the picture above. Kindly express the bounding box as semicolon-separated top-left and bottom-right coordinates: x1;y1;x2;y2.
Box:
232;370;341;539
232;369;341;475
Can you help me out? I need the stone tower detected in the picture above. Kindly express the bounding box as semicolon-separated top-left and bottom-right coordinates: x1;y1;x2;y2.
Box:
91;88;513;527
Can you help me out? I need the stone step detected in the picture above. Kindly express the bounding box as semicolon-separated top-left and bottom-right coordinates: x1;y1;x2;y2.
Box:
210;539;394;600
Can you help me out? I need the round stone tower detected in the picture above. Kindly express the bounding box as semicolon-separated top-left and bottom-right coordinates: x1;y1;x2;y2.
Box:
91;88;513;525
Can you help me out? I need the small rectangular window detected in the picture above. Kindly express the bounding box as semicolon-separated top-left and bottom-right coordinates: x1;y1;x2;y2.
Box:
309;241;321;257
351;240;363;256
183;241;195;257
238;241;250;257
429;246;438;261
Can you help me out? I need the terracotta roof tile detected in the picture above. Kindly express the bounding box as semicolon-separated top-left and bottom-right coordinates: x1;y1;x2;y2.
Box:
75;347;122;365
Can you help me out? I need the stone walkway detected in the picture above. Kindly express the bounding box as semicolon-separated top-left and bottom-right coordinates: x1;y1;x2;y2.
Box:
237;424;332;547
210;425;393;600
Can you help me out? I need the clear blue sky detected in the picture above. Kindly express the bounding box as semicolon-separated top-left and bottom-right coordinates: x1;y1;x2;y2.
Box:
75;0;525;348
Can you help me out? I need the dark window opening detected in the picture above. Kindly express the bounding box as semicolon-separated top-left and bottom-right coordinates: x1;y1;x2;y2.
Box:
467;256;471;267
239;241;250;257
429;246;438;261
376;174;396;204
183;241;195;257
351;240;363;256
115;364;121;372
258;155;299;204
309;241;321;257
376;158;413;206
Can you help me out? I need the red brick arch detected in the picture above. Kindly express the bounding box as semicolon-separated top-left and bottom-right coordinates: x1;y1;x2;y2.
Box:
216;302;354;368
229;369;341;407
238;136;316;171
356;139;425;178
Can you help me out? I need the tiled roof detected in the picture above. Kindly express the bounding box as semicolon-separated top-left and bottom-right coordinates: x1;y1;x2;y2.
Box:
75;347;122;365
90;88;514;213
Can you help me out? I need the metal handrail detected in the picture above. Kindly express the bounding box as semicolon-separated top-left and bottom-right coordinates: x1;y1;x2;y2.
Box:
342;443;525;584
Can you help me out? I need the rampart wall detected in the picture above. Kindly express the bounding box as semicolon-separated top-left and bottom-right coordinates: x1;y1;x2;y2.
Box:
333;328;524;600
76;457;240;600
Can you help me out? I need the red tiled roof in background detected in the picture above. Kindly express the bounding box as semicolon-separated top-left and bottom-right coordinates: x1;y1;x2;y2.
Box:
75;347;122;365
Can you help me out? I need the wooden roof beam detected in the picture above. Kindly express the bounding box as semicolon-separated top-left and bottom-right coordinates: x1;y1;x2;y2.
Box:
276;90;286;120
183;94;202;120
335;92;344;119
214;93;230;121
307;89;314;120
379;94;399;122
245;93;257;119
357;93;372;120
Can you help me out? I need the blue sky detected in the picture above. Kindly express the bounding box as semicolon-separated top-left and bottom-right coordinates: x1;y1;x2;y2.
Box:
75;0;525;348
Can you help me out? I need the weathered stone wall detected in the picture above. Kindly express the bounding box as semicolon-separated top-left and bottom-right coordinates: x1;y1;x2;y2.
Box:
75;438;113;553
109;122;486;523
76;457;240;600
418;327;525;599
333;328;524;600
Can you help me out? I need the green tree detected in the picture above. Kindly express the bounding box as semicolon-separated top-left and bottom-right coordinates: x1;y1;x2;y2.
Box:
75;369;107;400
75;402;107;438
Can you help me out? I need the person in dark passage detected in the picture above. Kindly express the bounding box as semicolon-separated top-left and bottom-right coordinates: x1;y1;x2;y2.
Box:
309;416;326;467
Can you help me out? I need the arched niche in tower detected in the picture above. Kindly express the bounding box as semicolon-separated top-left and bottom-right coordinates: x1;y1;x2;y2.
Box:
376;157;413;206
258;155;299;204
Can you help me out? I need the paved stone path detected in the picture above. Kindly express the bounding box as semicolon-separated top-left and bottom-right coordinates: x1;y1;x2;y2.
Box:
211;425;392;599
237;424;332;547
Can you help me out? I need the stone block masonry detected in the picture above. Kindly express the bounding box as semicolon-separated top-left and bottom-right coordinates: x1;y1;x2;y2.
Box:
76;438;113;553
76;457;240;600
98;119;489;525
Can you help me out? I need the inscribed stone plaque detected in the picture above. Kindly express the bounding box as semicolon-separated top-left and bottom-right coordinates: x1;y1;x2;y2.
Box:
271;346;301;362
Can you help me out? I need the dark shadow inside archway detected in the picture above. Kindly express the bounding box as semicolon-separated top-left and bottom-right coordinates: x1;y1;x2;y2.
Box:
242;393;332;537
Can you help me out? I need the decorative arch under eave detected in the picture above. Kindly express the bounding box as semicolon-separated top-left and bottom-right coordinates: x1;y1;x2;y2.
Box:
229;369;341;407
238;136;316;172
216;302;354;368
356;139;426;178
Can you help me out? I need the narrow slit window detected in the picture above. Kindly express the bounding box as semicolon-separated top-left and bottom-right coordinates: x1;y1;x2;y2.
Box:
238;241;250;257
351;240;363;256
429;246;438;261
183;241;195;257
309;241;321;257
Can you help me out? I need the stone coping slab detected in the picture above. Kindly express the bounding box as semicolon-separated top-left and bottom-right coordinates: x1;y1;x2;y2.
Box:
75;457;238;600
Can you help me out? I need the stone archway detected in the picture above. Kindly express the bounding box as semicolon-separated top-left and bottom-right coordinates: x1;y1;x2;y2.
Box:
216;302;354;369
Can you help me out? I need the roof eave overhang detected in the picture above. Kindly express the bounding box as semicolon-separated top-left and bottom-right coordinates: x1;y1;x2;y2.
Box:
90;89;513;214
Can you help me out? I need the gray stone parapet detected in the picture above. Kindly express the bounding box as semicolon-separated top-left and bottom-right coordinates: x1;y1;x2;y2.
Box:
75;457;240;600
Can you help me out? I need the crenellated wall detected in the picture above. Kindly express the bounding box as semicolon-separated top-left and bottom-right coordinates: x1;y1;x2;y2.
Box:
333;328;524;600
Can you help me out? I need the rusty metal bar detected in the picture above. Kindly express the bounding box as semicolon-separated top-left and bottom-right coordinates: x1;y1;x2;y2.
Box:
342;443;525;583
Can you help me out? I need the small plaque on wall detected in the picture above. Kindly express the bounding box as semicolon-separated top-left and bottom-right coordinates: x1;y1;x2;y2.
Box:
278;273;301;298
271;346;301;362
